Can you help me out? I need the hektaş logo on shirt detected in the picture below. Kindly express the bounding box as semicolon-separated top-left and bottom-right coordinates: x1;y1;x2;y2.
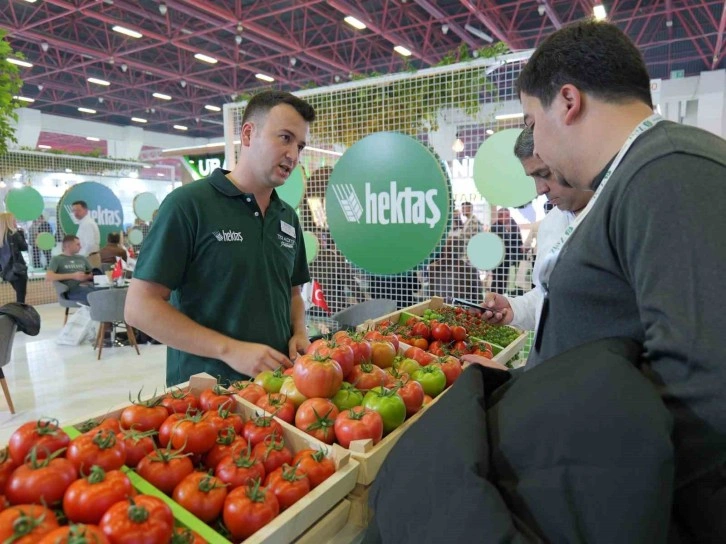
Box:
213;230;244;242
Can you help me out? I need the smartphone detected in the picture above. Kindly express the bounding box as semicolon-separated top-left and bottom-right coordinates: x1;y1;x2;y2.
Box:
452;298;500;314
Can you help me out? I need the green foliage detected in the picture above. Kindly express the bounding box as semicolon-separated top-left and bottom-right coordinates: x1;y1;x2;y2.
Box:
0;31;24;157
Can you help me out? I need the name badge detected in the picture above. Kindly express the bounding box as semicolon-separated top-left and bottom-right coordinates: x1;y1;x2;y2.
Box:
280;220;296;238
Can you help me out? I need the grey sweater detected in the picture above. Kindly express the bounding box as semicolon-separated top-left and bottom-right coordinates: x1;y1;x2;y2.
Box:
529;121;726;488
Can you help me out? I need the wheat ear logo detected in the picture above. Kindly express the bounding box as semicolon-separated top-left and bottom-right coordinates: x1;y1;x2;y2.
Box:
212;231;224;242
332;184;363;223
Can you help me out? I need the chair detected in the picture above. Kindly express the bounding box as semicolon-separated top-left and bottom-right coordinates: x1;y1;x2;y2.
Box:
0;315;17;413
53;281;81;325
87;289;140;360
332;299;398;329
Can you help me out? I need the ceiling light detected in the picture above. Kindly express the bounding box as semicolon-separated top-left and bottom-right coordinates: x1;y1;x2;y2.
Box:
255;73;275;82
159;3;167;15
173;125;188;131
204;104;221;112
235;35;243;45
157;173;165;177
194;53;218;64
112;25;143;39
464;24;494;43
87;77;110;86
344;16;366;30
13;96;34;103
495;112;524;120
131;117;147;123
593;4;607;20
121;63;128;72
40;42;49;52
38;144;51;149
180;80;187;88
394;45;412;57
86;136;100;141
78;107;97;114
65;169;73;173
22;0;37;3
452;138;465;153
152;92;172;100
485;128;494;135
7;58;33;68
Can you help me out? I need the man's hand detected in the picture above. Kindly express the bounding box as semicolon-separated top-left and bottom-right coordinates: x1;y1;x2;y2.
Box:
461;354;509;371
481;293;514;325
288;332;310;361
223;341;292;377
72;271;91;281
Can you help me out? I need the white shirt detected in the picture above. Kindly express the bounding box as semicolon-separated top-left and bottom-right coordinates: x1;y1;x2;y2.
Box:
77;213;100;256
507;207;575;331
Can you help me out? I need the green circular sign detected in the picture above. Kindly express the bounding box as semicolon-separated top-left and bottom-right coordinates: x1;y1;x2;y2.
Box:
326;132;450;274
36;232;56;250
473;129;537;207
467;232;504;270
58;182;124;244
303;231;319;263
133;192;159;222
6;186;44;221
128;228;143;245
276;165;306;208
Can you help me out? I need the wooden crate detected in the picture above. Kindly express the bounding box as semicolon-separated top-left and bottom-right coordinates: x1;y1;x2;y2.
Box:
65;373;360;544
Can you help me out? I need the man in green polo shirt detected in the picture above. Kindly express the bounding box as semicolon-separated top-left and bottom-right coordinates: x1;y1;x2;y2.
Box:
126;91;315;386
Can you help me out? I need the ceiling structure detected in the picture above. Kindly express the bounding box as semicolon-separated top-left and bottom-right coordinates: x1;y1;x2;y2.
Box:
2;0;725;141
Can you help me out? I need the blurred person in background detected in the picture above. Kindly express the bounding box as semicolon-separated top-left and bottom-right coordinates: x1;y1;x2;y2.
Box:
0;213;28;304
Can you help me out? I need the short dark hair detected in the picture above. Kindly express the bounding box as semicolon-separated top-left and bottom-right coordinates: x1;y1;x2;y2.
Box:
62;234;78;245
107;232;120;244
517;20;652;109
513;127;534;160
461;201;473;207
71;200;88;209
241;90;316;126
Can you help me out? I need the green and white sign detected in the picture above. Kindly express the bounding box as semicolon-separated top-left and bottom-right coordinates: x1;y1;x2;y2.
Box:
58;182;124;244
326;132;450;275
184;153;225;180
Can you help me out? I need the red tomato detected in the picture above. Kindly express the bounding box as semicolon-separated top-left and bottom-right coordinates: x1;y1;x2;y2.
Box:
452;340;471;355
0;504;59;543
77;417;122;436
427;340;446;357
215;447;267;489
397;380;425;417
411;321;431;340
404;346;436;366
242;416;284;447
116;429;156;468
252;435;293;475
64;467;134;525
294;398;339;444
170;527;206;544
157;413;184;448
8;418;70;465
451;325;467;342
99;495;173;544
229;381;266;405
309;341;355;380
370;341;396;369
38;524;110;544
223;482;280;541
203;406;245;435
431;323;452;343
347;363;387;392
170;415;217;455
0;448;17;495
136;449;194;495
265;464;310;510
172;472;228;523
438;356;463;387
292;449;336;489
292;354;343;399
5;452;77;506
67;429;127;474
119;403;169;433
409;336;429;350
423;394;433;404
337;334;373;365
160;389;199;416
255;393;296;424
203;428;246;470
199;387;234;412
333;407;384;449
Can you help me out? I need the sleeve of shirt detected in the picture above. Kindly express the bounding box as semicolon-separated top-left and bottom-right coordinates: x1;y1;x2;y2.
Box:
76;221;92;255
132;190;194;291
507;288;540;331
291;218;310;287
48;255;60;272
81;257;92;273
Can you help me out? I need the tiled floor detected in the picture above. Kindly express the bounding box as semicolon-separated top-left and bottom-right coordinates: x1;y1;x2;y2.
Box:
0;303;166;444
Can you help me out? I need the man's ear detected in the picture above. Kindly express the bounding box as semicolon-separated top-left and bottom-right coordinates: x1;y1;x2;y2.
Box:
240;121;254;147
560;84;583;126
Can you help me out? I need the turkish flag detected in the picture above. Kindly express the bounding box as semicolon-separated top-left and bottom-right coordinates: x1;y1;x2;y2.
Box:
111;258;124;280
311;280;331;314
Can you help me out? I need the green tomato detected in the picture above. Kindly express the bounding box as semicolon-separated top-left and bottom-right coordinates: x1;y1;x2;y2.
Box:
362;387;406;434
254;368;286;393
395;357;421;378
332;382;364;411
412;365;446;397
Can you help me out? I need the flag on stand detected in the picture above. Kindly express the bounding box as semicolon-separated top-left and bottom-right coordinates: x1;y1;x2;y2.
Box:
111;257;124;280
311;280;331;314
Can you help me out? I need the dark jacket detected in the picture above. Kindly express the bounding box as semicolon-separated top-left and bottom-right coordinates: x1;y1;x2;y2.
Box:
0;303;41;336
0;230;28;281
365;338;674;544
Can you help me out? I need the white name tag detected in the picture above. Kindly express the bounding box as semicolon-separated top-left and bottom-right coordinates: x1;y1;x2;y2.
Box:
280;220;296;238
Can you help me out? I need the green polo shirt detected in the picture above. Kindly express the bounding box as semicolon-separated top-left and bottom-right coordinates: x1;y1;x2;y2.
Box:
133;168;310;386
48;254;92;290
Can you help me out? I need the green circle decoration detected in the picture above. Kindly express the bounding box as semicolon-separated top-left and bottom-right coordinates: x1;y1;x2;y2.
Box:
6;186;44;221
303;231;319;263
467;232;505;270
326;132;450;275
128;228;143;245
36;232;56;251
58;182;124;244
276;165;306;208
473;128;537;207
133;192;159;222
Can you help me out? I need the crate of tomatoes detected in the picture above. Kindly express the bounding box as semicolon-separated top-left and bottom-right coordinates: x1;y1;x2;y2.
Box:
238;327;470;486
0;373;359;544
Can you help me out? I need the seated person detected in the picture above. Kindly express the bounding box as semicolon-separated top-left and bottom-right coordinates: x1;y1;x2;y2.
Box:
46;235;99;304
100;232;128;264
